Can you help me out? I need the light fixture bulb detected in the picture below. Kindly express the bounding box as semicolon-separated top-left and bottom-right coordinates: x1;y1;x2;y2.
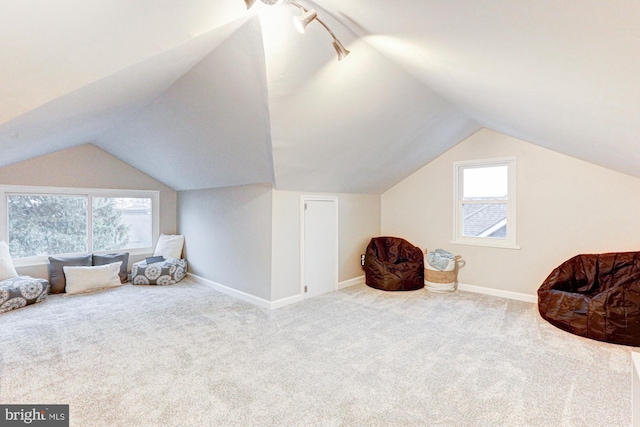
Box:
332;39;350;61
241;0;351;62
293;9;317;33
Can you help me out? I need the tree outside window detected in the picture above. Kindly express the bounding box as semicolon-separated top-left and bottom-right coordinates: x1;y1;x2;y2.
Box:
8;194;151;258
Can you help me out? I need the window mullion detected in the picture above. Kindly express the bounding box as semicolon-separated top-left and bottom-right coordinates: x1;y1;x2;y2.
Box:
87;195;93;253
0;192;7;243
3;185;159;264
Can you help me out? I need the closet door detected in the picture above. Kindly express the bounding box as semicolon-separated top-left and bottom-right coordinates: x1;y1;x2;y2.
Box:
301;198;338;298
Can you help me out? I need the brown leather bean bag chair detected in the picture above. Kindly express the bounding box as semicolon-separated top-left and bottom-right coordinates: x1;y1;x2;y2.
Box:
538;252;640;346
364;237;424;291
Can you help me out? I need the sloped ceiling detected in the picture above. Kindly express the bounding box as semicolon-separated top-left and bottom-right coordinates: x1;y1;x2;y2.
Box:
1;0;639;193
0;17;251;171
93;17;275;191
326;0;640;177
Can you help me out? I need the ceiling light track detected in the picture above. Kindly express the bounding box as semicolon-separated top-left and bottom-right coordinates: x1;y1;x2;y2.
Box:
243;0;350;61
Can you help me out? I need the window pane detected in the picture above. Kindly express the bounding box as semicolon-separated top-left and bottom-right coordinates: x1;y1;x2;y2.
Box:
92;197;151;251
462;203;507;238
463;166;508;200
8;195;87;257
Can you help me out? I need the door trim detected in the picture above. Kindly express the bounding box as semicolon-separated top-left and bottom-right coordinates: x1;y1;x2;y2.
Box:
300;196;339;298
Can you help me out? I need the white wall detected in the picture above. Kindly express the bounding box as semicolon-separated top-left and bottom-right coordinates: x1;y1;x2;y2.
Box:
271;190;380;301
338;193;382;281
271;190;300;300
0;143;177;279
177;184;273;300
178;187;378;303
382;128;640;296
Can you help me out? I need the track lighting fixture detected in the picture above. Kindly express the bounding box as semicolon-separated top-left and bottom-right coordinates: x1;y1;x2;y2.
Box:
243;0;350;61
293;9;317;33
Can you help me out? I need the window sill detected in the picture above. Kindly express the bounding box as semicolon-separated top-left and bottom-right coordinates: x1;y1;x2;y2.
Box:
450;240;521;250
12;248;154;268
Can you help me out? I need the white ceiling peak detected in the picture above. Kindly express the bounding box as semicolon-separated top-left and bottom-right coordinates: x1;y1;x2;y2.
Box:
94;17;275;191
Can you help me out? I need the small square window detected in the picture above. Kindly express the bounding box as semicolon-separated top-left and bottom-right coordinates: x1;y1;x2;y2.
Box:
453;159;518;249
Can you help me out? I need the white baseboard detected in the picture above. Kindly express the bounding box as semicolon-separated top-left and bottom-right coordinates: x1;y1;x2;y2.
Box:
270;294;305;310
457;282;537;304
187;273;273;309
188;273;307;310
632;352;640;427
189;273;536;308
188;273;369;310
338;275;365;290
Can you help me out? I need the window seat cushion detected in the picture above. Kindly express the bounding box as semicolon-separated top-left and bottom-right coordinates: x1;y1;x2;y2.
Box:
0;276;49;314
131;258;187;286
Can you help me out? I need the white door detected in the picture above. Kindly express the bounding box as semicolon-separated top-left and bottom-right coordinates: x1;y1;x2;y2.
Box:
302;198;338;298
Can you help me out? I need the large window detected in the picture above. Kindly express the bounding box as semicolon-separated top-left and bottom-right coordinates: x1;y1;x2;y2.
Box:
0;186;159;265
453;158;518;249
92;197;152;252
8;195;88;257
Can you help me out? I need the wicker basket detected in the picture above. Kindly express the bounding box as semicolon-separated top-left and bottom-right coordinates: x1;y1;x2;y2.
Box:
424;249;462;293
424;267;458;284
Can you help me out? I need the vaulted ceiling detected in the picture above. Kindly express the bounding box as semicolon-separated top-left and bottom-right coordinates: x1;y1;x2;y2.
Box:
1;1;639;193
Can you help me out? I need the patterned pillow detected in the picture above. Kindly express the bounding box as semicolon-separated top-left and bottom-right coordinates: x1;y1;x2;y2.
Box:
0;276;49;314
132;258;187;286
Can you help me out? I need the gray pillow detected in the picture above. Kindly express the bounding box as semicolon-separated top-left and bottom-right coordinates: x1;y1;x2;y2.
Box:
93;253;129;283
48;254;93;294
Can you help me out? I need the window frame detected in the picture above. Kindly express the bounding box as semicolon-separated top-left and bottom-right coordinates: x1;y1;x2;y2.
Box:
0;185;160;267
451;158;519;249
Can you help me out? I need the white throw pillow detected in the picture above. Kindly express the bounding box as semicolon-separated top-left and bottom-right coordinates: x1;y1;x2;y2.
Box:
64;261;123;295
0;241;18;281
153;234;185;259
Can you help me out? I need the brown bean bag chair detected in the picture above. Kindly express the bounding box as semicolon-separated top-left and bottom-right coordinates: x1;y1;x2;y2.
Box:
538;252;640;346
364;237;424;291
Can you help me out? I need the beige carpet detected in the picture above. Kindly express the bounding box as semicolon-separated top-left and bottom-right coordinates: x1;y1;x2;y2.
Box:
0;278;632;426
